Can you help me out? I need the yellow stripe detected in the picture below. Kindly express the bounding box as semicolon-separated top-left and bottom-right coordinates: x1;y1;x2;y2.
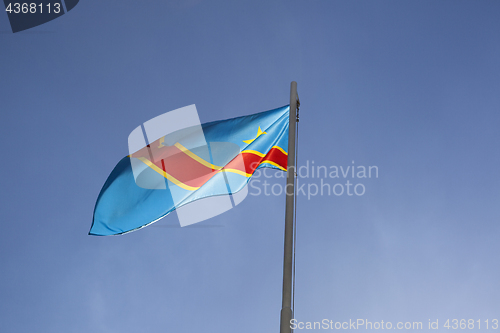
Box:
137;157;200;191
174;142;223;170
241;149;265;157
271;145;287;156
221;168;253;177
222;160;286;177
241;146;288;157
260;160;287;171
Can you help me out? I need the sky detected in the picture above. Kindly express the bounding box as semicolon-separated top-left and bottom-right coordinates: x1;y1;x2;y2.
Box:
1;1;500;332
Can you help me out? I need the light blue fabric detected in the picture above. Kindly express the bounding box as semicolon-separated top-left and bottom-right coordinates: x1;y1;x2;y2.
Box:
90;105;289;235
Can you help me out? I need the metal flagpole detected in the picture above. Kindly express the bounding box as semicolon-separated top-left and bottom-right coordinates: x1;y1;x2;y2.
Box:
280;81;298;333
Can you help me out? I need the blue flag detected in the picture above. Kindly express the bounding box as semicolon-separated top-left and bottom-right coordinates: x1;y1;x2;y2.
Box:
90;105;290;235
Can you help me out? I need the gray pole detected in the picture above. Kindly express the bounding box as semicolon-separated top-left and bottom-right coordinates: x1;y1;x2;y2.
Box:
280;81;297;333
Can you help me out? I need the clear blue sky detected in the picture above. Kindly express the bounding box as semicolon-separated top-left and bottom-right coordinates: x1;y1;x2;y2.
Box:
1;1;500;332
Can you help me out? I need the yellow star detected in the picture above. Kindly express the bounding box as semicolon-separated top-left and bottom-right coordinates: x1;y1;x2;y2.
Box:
243;126;267;144
158;136;165;148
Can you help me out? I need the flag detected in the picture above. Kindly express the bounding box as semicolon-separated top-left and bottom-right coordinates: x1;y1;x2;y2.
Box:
90;105;290;235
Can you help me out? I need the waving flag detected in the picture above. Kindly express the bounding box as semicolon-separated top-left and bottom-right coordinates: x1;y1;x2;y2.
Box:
90;105;290;235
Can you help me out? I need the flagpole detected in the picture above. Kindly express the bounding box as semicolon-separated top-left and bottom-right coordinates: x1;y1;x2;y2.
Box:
280;81;298;333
